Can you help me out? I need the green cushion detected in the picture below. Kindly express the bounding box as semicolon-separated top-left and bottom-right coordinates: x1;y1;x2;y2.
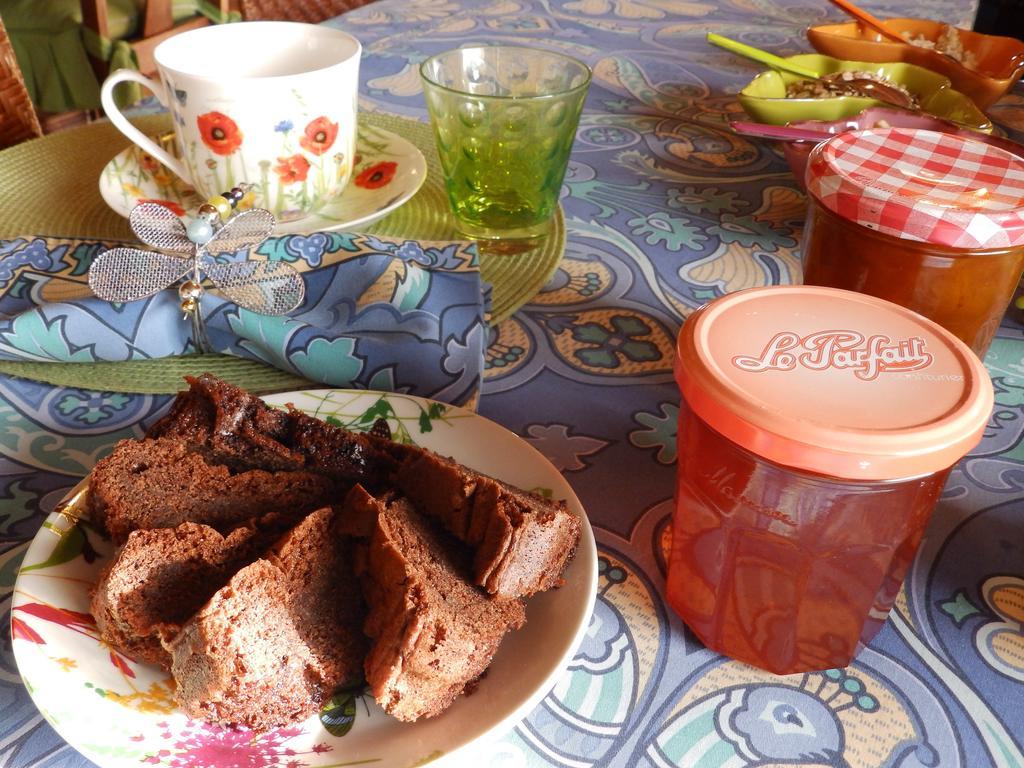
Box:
0;0;204;113
6;25;101;111
0;0;140;39
0;0;200;38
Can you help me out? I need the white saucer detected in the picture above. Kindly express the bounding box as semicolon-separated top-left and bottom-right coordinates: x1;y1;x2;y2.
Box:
99;124;427;234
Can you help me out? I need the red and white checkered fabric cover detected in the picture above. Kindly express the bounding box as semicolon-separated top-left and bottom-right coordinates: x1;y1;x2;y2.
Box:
806;128;1024;249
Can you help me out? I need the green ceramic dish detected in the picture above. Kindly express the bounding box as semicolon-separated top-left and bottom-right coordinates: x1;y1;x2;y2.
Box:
737;54;992;132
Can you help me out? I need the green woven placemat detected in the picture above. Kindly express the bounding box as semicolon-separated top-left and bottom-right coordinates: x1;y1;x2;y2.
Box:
0;112;565;394
0;357;318;396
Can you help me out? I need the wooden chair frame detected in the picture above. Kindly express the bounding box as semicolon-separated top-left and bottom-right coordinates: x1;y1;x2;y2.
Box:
80;0;231;76
0;13;43;148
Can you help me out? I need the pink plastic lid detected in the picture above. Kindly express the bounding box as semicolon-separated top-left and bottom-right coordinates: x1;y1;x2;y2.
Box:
675;286;993;480
806;128;1024;249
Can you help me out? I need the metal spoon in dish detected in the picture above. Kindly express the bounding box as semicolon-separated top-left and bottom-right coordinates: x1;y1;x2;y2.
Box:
706;32;916;109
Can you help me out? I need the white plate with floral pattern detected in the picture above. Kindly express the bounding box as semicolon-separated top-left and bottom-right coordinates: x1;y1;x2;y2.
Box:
11;389;597;768
99;125;427;234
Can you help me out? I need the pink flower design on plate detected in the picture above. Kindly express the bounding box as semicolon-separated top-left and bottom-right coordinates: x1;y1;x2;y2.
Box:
139;721;332;768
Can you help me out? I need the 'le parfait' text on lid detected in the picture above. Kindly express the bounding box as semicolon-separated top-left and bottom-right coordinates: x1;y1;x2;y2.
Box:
675;286;994;480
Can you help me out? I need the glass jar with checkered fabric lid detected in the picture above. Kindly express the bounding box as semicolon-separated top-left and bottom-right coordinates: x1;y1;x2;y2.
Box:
802;127;1024;358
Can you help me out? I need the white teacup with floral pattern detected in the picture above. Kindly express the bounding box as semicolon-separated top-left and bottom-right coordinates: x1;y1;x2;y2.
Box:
101;22;360;222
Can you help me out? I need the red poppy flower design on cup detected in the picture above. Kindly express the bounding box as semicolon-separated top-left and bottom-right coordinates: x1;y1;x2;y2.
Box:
299;116;339;156
197;112;243;156
355;161;398;189
274;154;312;185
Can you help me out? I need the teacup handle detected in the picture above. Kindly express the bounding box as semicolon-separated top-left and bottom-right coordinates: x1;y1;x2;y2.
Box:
100;69;192;184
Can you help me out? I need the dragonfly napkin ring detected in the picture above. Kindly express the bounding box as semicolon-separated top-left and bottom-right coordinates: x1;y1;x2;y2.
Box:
88;184;305;352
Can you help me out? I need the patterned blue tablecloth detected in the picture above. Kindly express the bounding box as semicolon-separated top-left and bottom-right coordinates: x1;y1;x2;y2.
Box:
5;0;1024;766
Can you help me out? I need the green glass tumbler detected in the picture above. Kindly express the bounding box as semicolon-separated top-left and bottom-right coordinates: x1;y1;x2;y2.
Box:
420;46;591;241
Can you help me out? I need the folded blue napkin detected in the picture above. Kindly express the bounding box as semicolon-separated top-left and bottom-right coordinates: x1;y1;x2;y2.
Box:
0;231;490;406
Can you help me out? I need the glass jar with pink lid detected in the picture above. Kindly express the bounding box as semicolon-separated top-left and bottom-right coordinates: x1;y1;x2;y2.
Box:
801;127;1024;359
668;286;993;674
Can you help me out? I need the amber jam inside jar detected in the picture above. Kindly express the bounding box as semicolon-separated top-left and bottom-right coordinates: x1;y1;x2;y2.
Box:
802;128;1024;360
802;202;1024;358
667;397;950;674
670;286;992;675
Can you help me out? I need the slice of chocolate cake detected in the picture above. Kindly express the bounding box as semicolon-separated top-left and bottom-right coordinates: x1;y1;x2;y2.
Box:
148;374;304;471
343;485;526;722
91;521;270;667
148;374;406;487
394;451;581;598
165;507;366;731
89;437;333;544
285;405;409;489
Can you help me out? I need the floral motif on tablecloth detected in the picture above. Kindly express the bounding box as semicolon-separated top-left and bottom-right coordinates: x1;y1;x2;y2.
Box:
508;547;670;766
483;232;686;387
542;309;674;376
0;386;154;478
667;186;741;215
637;656;961;768
956;339;1024;492
912;490;1024;688
485;317;531;375
629;212;706;252
973;576;1024;682
572;315;663;368
525;253;615;307
524;423;606;472
577;125;641;148
342;0;459;25
630;402;678;465
707;212;796;251
559;117;802;312
677;186;804;297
